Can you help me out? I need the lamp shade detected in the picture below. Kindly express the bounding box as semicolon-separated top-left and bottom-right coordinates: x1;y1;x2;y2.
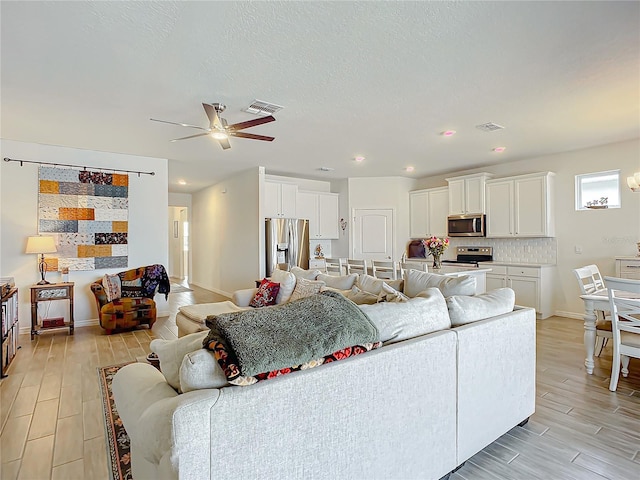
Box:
25;235;57;254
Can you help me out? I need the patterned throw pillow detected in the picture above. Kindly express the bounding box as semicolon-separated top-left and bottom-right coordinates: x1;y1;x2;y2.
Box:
206;337;382;386
120;278;143;298
102;274;121;302
249;278;280;308
289;278;325;302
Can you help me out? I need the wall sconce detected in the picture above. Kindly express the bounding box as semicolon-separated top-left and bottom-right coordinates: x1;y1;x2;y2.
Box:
627;172;640;192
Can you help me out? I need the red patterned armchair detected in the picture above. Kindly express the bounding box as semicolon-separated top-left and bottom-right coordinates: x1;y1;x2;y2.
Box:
90;265;169;334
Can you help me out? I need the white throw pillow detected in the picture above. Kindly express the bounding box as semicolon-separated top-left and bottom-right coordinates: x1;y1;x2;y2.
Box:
379;282;410;303
447;288;516;326
102;274;121;302
289;278;325;302
359;288;450;344
316;273;358;290
356;274;385;295
290;266;322;280
150;331;208;391
271;268;297;304
404;269;476;298
179;348;229;392
345;285;379;305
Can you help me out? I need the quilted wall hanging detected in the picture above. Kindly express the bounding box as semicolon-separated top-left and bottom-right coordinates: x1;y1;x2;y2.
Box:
38;166;129;271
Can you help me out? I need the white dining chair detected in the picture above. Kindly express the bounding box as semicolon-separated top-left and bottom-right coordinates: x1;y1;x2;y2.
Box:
345;259;367;276
603;276;640;392
573;265;611;356
324;258;346;276
400;261;428;279
371;260;399;280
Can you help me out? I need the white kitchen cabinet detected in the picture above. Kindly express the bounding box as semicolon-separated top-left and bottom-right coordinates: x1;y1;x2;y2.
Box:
486;172;555;237
409;187;448;238
264;181;297;218
446;173;492;215
482;264;554;319
616;257;640;279
296;191;339;239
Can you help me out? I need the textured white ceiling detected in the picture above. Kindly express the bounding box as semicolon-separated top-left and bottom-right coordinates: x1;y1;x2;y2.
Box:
2;1;639;193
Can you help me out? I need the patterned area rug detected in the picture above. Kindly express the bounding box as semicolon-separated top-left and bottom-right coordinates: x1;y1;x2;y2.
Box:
170;283;193;293
98;363;133;480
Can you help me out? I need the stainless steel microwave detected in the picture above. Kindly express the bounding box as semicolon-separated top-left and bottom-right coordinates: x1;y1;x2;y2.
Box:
447;214;486;237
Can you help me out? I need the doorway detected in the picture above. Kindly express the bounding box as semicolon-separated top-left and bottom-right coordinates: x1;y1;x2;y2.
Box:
168;206;190;281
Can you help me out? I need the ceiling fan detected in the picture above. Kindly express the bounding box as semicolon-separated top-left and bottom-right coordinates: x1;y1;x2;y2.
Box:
150;103;275;150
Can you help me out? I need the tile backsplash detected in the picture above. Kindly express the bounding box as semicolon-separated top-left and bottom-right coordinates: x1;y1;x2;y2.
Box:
447;237;557;264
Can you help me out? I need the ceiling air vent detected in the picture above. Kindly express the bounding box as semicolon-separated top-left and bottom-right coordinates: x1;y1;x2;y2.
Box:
475;122;504;132
243;100;284;116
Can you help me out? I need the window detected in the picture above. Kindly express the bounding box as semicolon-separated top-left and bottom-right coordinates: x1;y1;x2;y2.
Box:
575;170;620;210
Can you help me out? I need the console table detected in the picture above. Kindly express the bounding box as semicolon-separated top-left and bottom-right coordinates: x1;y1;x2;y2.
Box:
30;282;74;340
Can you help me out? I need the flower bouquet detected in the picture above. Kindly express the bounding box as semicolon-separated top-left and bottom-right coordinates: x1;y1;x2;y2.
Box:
422;236;450;269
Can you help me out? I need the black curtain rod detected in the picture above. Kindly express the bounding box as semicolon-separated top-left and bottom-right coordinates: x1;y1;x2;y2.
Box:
3;157;155;177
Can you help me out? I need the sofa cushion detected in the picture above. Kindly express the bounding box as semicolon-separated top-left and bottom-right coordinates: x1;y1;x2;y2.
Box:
359;288;451;344
447;288;516;326
179;301;248;324
271;269;296;304
289;277;326;302
179;348;229;392
249;278;280;308
345;285;380;305
355;274;404;295
290;266;322;281
379;282;410;303
404;269;476;298
150;331;209;391
207;337;381;386
316;273;358;290
102;274;121;302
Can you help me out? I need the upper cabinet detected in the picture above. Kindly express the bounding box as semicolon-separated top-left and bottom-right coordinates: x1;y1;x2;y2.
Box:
446;173;493;215
486;172;555;237
264;181;298;218
409;187;449;238
296;191;339;239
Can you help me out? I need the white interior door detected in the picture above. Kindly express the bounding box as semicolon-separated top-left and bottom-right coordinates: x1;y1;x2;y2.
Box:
352;208;394;261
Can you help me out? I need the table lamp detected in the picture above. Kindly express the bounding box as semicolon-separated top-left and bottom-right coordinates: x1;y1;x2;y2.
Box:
25;235;57;284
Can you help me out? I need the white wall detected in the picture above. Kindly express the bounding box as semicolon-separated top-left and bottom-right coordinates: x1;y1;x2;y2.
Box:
169;192;192;281
0;139;169;332
415;138;640;318
168;206;182;278
190;167;262;296
347;177;419;261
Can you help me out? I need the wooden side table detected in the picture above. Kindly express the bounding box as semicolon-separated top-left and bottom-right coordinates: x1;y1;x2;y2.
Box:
30;282;74;340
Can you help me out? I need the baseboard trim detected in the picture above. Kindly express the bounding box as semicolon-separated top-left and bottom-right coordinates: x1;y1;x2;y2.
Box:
19;318;100;335
189;281;231;299
554;311;584;321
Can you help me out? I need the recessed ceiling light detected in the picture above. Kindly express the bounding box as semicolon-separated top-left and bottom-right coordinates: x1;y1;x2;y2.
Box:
493;147;506;153
178;180;187;185
442;130;456;137
405;166;415;172
354;156;365;162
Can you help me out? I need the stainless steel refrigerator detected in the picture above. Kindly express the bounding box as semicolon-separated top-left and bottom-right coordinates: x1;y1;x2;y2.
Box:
265;218;310;276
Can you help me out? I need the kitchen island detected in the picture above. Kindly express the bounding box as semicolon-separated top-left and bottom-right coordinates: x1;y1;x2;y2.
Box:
406;259;490;294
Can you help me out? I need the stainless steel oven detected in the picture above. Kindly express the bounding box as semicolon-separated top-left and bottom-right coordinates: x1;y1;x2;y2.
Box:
447;214;486;237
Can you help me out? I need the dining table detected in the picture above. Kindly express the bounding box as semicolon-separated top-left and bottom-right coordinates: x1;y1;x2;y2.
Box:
580;285;640;374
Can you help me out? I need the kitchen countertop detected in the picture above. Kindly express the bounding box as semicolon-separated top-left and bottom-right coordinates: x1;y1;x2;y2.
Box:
477;261;556;268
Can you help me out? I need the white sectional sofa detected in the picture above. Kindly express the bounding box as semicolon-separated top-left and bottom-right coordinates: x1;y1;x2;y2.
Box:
113;269;536;480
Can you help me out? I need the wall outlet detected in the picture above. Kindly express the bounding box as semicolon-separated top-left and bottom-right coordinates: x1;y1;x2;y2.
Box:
575;245;583;254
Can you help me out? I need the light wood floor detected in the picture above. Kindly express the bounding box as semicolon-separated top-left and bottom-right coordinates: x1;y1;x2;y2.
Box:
1;283;639;480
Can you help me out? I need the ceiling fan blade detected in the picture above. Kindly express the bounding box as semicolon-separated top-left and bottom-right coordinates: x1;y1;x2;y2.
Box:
230;131;275;142
202;103;224;130
226;115;276;131
170;133;211;142
150;118;209;131
218;137;232;150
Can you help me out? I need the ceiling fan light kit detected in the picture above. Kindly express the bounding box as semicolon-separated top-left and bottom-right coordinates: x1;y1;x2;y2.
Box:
151;102;276;150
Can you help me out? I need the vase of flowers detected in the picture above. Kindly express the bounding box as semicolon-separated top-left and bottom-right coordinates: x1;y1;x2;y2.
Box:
422;236;450;269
